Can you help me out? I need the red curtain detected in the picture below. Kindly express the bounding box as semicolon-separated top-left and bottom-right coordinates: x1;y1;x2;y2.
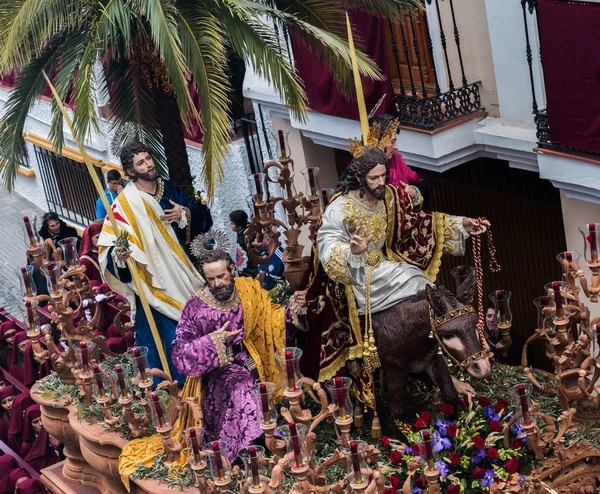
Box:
290;11;394;120
538;0;600;154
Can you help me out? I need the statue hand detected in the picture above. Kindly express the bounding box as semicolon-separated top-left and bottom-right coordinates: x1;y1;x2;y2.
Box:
349;228;373;256
160;200;183;223
219;321;242;343
293;290;307;309
114;246;131;261
463;217;490;235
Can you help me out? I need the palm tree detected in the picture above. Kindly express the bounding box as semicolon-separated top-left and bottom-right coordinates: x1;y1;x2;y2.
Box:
0;0;420;198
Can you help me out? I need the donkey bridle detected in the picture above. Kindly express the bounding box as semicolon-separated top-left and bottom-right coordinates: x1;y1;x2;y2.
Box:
429;305;491;371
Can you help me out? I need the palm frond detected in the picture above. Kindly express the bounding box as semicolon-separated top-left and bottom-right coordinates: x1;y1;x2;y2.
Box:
0;33;69;189
97;0;132;55
313;0;422;22
176;4;232;197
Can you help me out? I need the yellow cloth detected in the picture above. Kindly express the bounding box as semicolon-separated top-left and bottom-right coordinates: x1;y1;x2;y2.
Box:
118;277;287;489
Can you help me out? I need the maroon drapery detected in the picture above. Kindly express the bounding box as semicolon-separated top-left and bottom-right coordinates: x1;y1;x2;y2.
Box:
538;0;600;154
290;11;394;120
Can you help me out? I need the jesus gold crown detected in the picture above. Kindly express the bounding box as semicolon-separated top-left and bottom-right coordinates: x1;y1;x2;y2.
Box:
347;118;399;159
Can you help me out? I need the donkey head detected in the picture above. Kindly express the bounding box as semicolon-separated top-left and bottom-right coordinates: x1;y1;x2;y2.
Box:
426;279;491;380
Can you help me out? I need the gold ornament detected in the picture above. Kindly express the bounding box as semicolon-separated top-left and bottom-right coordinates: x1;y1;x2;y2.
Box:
347;119;400;159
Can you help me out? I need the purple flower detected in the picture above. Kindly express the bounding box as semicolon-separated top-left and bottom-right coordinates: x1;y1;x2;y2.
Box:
411;489;423;494
471;448;486;465
403;446;416;456
432;430;451;452
512;421;524;436
435;419;452;437
481;469;496;488
485;406;500;421
435;460;449;479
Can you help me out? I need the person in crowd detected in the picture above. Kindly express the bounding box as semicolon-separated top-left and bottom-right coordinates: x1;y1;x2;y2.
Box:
79;222;103;285
229;210;258;277
257;226;285;290
38;212;80;259
99;141;212;380
171;249;307;459
19;404;41;458
16;479;46;494
7;469;30;493
0;385;16;443
7;390;34;452
96;169;124;220
0;322;17;370
485;302;524;366
0;455;18;493
7;332;28;384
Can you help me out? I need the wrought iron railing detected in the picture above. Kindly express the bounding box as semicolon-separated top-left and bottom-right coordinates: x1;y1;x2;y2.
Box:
33;145;105;226
234;109;273;176
389;0;484;130
521;0;600;156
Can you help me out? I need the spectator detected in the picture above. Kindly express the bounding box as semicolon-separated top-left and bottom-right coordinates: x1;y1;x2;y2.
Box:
0;455;18;493
96;169;124;220
229;210;258;277
485;302;523;366
79;222;103;284
258;227;285;290
38;212;80;259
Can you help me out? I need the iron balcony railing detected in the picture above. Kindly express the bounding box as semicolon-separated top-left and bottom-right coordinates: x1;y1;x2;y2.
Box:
389;0;484;130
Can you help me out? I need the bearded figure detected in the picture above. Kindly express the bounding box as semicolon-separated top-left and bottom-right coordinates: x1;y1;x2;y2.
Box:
98;141;212;381
300;124;487;407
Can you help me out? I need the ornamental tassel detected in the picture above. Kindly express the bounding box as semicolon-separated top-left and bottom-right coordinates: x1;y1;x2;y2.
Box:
353;405;364;428
371;412;382;439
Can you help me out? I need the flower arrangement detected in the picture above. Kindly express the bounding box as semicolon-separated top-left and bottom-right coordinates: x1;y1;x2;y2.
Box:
380;395;535;493
235;244;248;274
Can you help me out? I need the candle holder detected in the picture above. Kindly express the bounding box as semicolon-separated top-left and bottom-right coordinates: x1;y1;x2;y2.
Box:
340;440;369;489
91;364;119;426
280;422;311;473
545;281;572;326
17;265;37;300
324;377;354;443
21;216;45;268
274;347;303;398
557;251;585;303
301;167;321;198
489;290;513;358
239;446;269;494
149;390;182;462
58;237;81;268
252;382;278;429
126;346;153;392
579;223;600;302
206;441;232;491
319;188;335;213
42;261;64;296
275;129;290;160
249;173;268;205
184;427;209;490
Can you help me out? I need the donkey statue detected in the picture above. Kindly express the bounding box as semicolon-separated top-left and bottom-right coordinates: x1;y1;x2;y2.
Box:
373;270;491;419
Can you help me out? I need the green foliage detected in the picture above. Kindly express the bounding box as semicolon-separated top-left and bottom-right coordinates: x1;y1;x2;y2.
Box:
131;454;194;489
34;371;74;404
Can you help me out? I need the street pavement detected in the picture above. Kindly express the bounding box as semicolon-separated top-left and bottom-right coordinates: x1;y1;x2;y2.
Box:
0;184;44;316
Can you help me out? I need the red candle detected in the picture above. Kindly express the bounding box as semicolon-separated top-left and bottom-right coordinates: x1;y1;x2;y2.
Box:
259;383;271;424
552;282;564;319
540;295;549;306
80;341;90;371
133;347;149;382
457;265;467;282
288;421;303;468
422;430;434;470
249;446;260;488
21;267;32;297
116;365;129;399
517;384;530;424
349;441;363;484
278;130;287;158
595;324;600;349
25;300;36;330
321;188;329;209
589;224;598;263
93;365;106;399
334;377;347;420
23;216;36;246
253;174;263;204
307;168;316;195
566;252;573;262
285;350;296;391
46;262;58;292
212;442;225;480
189;427;202;464
151;392;166;428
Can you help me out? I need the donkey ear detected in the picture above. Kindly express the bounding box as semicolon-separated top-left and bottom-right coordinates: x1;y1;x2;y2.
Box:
425;283;453;317
456;267;475;305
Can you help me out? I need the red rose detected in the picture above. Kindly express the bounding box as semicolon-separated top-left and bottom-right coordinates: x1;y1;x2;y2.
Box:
486;447;499;459
505;458;520;474
411;443;422;455
418;411;432;423
478;396;491;406
448;486;461;494
489;421;503;432
414;419;428;430
459;398;469;410
473;467;486;480
389;475;401;489
380;436;390;448
472;436;485;450
441;403;455;415
449;452;461;465
497;397;508;406
383;489;397;494
512;438;524;449
414;477;425;489
494;402;507;413
389;450;402;465
446;424;458;437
